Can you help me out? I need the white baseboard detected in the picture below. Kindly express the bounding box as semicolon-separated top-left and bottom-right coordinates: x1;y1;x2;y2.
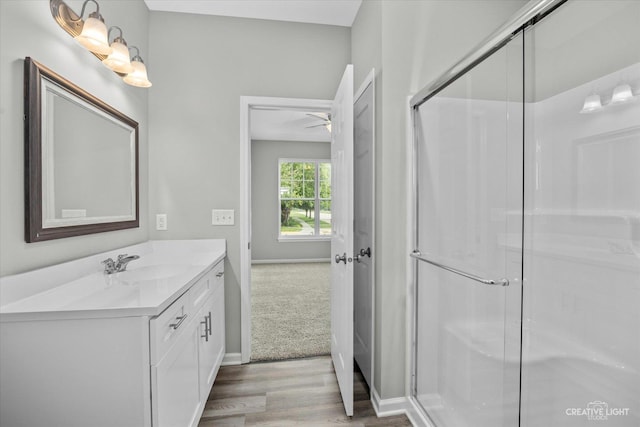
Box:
221;352;242;366
371;387;410;418
251;258;330;264
405;396;433;427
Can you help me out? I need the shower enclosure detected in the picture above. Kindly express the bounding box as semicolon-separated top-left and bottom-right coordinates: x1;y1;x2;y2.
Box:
410;1;639;426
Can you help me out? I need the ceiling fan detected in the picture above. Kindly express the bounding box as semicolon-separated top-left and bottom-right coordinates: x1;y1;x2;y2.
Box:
305;112;332;132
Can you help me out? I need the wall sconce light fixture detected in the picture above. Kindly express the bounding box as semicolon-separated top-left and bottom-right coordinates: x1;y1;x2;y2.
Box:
123;47;152;88
73;0;111;55
50;0;152;88
580;83;637;114
611;83;634;105
102;26;133;74
579;94;603;114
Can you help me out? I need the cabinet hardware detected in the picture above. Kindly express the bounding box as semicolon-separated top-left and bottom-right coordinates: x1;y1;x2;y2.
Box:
216;271;224;278
200;318;209;341
169;313;188;330
207;311;213;336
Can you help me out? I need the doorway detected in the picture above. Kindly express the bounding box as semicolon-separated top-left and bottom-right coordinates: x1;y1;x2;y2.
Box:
240;64;373;417
239;96;332;363
250;142;332;361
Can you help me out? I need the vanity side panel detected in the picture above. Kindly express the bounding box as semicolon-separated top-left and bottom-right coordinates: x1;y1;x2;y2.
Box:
0;316;151;427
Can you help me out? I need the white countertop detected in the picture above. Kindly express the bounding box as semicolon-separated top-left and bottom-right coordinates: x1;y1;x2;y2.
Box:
0;240;226;321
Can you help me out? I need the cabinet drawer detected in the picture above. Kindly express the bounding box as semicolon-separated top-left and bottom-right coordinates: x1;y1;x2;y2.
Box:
150;291;191;365
212;261;224;293
189;272;212;312
189;261;224;313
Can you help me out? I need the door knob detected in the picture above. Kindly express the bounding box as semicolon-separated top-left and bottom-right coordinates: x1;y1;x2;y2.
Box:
359;247;371;257
335;253;347;264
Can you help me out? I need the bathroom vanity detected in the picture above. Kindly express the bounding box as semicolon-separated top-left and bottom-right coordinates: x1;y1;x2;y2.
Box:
0;239;226;427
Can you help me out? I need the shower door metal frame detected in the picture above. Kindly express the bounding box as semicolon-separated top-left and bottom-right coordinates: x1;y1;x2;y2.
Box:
409;0;566;109
408;0;567;424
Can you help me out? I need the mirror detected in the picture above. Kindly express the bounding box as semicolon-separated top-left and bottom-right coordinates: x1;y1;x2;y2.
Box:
24;57;139;242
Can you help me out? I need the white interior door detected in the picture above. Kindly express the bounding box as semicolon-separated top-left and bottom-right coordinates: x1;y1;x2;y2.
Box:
353;71;374;389
331;64;354;417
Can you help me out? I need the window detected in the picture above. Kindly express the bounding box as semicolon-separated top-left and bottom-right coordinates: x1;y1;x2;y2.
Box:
279;160;331;239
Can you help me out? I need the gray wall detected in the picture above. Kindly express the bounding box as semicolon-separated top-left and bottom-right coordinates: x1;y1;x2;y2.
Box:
147;12;350;354
0;0;150;276
351;0;528;399
251;140;331;261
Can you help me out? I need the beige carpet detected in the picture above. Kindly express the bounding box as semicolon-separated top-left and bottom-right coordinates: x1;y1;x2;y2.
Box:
251;263;330;362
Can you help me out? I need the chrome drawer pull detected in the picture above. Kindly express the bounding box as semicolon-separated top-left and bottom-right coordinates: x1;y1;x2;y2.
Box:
216;271;224;278
207;311;212;336
200;318;209;342
169;314;188;330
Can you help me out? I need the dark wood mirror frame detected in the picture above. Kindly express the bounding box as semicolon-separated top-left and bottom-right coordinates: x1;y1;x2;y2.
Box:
24;57;139;242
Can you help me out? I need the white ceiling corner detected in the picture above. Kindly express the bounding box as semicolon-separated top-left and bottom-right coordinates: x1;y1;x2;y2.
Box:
143;0;362;27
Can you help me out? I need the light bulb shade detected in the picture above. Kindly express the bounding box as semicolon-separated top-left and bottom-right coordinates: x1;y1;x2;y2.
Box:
102;41;133;74
74;16;112;55
611;83;634;104
580;94;603;114
123;60;152;88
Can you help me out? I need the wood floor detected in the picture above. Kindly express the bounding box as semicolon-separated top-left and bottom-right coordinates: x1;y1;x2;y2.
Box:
198;356;413;426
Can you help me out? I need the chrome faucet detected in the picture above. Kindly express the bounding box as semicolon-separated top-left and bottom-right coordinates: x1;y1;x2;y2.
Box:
101;254;140;274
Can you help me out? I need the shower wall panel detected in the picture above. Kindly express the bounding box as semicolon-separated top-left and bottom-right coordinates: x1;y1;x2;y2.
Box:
521;1;640;426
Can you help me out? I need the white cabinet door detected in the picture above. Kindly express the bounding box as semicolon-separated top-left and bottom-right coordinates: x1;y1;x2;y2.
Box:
152;324;202;427
197;272;224;405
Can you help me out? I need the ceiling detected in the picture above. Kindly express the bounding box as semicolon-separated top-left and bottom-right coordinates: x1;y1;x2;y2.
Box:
144;0;362;27
250;109;331;142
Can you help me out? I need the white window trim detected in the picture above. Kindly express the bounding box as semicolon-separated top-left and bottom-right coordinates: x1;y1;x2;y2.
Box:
278;158;331;241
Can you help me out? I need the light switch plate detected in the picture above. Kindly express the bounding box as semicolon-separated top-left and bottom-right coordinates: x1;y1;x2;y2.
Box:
212;209;234;225
156;214;167;230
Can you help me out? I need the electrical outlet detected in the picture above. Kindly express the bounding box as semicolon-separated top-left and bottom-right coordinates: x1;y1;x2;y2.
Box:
156;214;167;230
212;209;234;225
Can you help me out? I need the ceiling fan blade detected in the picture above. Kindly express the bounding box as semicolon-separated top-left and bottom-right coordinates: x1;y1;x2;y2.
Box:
306;113;329;121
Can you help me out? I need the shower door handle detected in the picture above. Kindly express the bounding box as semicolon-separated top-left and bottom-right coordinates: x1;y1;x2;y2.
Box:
410;250;509;286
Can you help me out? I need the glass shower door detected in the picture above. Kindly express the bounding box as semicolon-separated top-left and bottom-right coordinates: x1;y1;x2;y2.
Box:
521;1;640;426
412;33;524;427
